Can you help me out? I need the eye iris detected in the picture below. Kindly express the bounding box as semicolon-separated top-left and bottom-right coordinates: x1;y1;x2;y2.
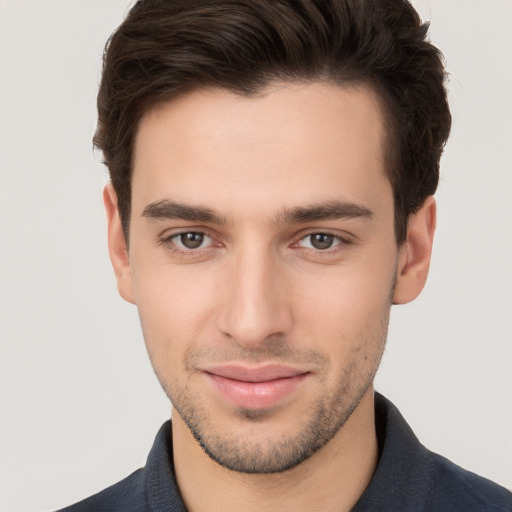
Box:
311;233;334;250
181;232;204;249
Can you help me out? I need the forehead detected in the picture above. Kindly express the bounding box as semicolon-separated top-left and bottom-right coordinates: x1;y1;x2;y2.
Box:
132;82;391;219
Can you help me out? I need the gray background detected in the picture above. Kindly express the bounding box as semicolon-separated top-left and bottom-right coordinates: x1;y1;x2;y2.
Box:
1;0;511;510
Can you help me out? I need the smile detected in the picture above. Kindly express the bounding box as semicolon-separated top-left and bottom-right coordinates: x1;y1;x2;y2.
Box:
202;365;310;409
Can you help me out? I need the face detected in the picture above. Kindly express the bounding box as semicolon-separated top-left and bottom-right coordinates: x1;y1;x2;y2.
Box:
117;82;405;473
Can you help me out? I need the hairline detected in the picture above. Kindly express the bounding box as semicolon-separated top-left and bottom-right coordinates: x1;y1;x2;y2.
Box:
122;77;404;247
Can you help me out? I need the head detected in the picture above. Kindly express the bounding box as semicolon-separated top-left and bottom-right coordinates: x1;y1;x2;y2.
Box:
95;0;451;247
98;0;450;475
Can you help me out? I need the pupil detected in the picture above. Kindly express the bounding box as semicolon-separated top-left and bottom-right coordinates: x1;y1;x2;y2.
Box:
311;233;333;250
181;232;204;249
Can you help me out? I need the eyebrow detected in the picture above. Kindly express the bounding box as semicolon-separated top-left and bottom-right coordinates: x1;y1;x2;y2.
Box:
141;198;374;225
142;200;227;224
277;200;374;224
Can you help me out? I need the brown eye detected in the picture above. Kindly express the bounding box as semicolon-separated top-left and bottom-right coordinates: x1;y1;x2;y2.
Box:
179;232;205;249
298;233;341;250
310;234;335;249
162;231;216;254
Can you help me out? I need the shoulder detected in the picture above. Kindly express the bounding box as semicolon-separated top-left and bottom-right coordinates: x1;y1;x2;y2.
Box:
55;468;147;512
360;394;512;512
425;450;512;511
54;420;186;512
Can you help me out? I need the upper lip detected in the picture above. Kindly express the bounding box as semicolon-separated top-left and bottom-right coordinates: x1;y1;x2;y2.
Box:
201;364;308;382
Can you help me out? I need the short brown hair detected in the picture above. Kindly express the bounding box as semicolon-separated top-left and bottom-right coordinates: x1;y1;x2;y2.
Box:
94;0;451;244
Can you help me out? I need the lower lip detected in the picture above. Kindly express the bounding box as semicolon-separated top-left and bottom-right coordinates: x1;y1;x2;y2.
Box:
205;373;309;409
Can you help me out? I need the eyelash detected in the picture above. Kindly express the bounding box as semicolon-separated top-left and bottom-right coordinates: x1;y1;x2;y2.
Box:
158;230;352;257
293;232;352;252
159;231;216;255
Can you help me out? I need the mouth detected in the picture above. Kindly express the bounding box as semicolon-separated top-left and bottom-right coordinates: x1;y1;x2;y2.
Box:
201;364;311;410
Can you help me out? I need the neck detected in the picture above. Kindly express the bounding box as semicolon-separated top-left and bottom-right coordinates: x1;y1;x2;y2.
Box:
172;387;378;512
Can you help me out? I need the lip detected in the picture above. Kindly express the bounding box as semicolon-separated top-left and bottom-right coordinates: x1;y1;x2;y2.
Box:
201;365;310;409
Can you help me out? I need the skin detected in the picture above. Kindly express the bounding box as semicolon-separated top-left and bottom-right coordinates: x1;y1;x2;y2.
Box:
105;82;436;512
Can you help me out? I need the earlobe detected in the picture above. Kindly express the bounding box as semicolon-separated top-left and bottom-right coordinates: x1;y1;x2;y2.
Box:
393;196;436;305
104;184;136;304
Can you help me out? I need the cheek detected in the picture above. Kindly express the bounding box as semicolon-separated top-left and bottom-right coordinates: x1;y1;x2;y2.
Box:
293;261;395;351
131;262;220;365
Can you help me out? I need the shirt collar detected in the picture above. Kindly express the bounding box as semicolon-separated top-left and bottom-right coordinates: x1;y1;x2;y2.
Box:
143;393;432;512
352;392;432;511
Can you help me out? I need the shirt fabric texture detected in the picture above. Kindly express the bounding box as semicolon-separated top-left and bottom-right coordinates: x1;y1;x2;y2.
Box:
57;393;512;511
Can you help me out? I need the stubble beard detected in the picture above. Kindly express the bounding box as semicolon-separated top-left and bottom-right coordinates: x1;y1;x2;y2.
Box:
173;366;375;474
155;324;388;475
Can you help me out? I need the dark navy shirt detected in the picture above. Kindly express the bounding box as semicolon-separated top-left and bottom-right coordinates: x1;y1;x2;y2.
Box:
57;393;512;511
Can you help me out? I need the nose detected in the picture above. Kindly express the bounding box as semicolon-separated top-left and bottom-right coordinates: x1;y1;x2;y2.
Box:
216;245;293;349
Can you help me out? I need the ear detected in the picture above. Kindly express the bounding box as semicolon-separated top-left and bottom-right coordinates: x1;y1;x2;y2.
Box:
104;184;135;304
393;196;436;305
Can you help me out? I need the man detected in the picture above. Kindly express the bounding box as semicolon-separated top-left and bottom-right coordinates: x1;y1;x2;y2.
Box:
58;0;512;510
